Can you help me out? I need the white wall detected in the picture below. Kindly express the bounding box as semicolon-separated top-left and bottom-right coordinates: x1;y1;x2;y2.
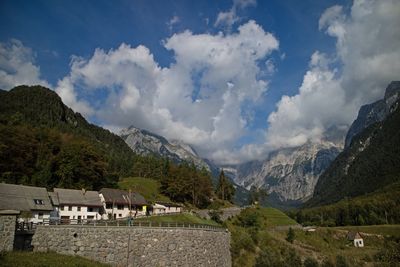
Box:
99;193;146;219
26;211;50;223
59;205;101;220
354;238;364;247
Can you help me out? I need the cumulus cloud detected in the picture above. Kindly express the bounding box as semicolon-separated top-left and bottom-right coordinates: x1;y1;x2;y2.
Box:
0;39;49;90
265;0;400;150
215;0;256;29
55;20;279;163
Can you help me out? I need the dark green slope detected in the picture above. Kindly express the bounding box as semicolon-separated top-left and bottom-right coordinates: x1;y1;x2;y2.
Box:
307;99;400;207
0;85;135;178
295;182;400;226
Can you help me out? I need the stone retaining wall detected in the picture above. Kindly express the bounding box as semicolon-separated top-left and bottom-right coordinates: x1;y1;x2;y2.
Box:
0;210;19;252
32;226;231;267
195;207;243;221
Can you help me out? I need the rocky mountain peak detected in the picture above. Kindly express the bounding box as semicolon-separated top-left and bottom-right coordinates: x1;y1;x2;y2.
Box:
344;81;400;148
231;140;342;207
120;125;210;171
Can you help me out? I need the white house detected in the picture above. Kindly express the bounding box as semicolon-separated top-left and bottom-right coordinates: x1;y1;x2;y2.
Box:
347;231;364;247
0;183;53;223
151;202;182;215
52;188;103;222
99;188;147;220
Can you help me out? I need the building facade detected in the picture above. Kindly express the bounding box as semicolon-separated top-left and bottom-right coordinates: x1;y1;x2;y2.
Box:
99;188;147;219
0;183;53;223
52;188;103;221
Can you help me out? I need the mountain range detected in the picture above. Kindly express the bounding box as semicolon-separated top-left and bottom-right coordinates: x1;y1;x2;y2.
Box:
116;81;400;208
120;126;211;171
1;81;399;209
224;81;399;208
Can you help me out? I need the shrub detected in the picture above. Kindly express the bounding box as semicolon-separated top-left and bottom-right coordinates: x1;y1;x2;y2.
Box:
284;249;302;266
208;210;222;224
336;255;349;267
321;258;335;267
304;257;319;267
286;227;295;243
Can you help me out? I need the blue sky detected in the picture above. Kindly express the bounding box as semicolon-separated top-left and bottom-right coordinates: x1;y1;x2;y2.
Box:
1;0;399;164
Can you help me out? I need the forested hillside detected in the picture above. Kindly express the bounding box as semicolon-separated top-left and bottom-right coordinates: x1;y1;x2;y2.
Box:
0;85;135;177
308;98;400;207
293;182;400;226
0;85;231;208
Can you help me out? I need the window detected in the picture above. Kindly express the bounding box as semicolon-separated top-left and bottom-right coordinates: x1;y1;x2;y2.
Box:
77;206;81;211
88;207;94;212
38;212;43;219
117;205;123;210
34;199;44;205
119;214;122;217
106;203;113;209
60;206;64;211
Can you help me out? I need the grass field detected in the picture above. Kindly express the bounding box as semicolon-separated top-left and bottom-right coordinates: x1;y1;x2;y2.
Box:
268;227;385;266
332;224;400;238
134;212;220;226
118;177;171;202
261;207;299;227
0;251;109;267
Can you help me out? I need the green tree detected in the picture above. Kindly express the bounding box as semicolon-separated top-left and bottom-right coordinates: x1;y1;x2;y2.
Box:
216;170;235;202
286;227;296;243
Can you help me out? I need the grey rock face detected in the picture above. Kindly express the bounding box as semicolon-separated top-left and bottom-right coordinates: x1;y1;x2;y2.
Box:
232;141;341;205
345;81;400;148
120;126;210;171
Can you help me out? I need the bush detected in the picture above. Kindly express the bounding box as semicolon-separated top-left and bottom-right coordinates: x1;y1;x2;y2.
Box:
374;236;400;264
255;250;279;267
286;227;296;243
230;228;255;257
208;210;222;224
321;258;335;267
236;208;262;228
304;257;319;267
285;249;302;267
336;255;349;267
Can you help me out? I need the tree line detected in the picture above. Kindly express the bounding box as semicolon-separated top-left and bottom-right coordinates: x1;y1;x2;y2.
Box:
291;182;400;226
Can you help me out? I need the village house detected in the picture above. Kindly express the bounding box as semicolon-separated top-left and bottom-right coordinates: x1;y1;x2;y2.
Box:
0;183;53;223
347;231;364;247
52;188;103;222
151;202;182;215
99;188;147;219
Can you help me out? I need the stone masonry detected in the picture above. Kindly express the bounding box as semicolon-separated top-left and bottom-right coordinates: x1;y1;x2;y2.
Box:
32;226;231;267
0;210;19;252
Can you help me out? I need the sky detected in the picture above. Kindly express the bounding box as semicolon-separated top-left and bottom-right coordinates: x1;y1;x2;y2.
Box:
0;0;399;164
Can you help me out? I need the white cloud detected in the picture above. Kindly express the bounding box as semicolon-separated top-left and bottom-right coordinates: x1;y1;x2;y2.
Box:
265;0;400;150
215;0;257;29
167;16;180;31
55;20;278;164
0;39;50;90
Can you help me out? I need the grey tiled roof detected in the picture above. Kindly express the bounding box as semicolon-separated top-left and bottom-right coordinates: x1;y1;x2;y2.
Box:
48;192;59;206
54;188;102;207
0;183;53;211
100;188;147;206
